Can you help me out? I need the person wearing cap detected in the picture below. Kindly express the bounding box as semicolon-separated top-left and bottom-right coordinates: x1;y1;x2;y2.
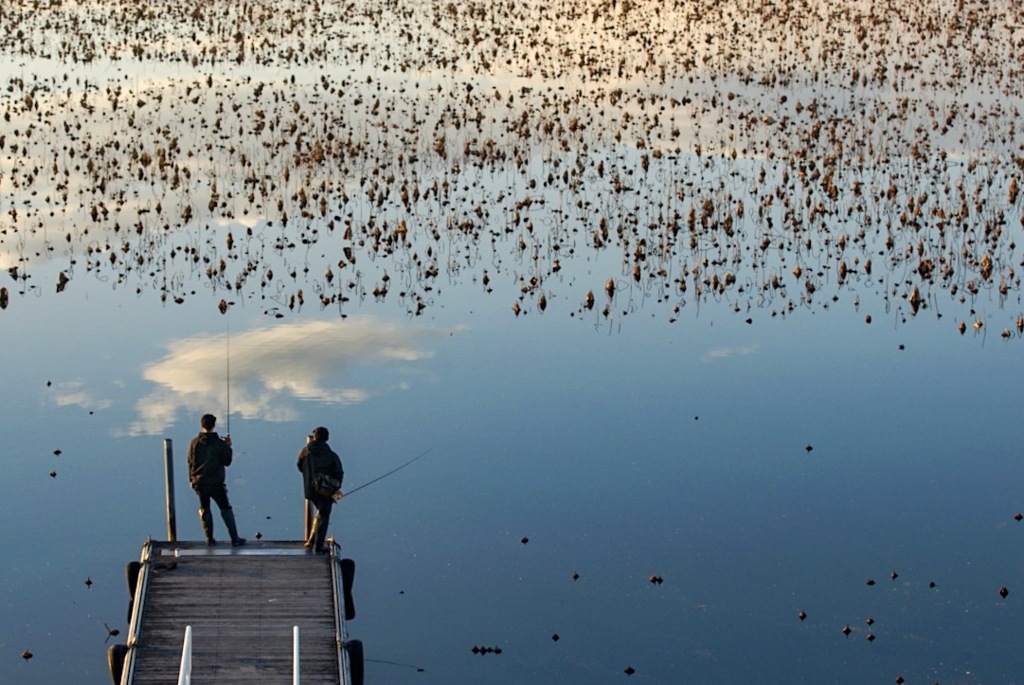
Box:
297;426;344;553
187;413;246;546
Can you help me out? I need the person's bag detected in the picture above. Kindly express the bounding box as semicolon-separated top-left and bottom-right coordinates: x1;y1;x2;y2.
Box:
313;472;342;498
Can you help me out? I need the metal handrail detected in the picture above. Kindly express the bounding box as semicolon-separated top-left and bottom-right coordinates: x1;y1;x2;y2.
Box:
293;626;300;685
177;625;193;685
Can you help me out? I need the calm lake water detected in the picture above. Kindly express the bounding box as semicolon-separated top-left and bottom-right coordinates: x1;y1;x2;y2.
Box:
2;1;1023;683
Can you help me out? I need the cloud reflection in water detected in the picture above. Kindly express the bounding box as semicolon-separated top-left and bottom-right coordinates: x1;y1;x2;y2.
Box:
701;345;759;362
131;317;458;435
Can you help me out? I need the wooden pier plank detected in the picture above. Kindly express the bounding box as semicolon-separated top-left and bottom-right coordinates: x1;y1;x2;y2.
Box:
129;544;342;685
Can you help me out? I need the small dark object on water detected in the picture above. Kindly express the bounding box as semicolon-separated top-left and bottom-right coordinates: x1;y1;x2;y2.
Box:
49;471;57;478
929;581;936;588
254;531;262;540
866;579;876;586
895;676;904;684
804;444;813;452
866;617;874;625
53;449;62;456
572;571;579;581
1000;586;1009;598
866;632;876;642
1015;512;1023;522
552;633;560;642
520;536;529;544
471;645;501;655
649;575;663;585
21;650;32;661
84;577;93;588
797;610;807;621
842;624;851;637
105;623;119;637
891;570;899;580
624;666;636;676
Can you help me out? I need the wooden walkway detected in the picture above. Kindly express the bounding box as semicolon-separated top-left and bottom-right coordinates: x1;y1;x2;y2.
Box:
119;540;355;685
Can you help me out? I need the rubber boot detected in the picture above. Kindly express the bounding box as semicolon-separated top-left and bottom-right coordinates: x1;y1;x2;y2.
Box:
313;515;329;554
221;508;246;547
304;517;318;551
199;508;216;545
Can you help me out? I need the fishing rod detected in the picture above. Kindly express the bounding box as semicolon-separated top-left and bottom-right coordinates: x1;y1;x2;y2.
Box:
340;447;433;499
225;323;231;435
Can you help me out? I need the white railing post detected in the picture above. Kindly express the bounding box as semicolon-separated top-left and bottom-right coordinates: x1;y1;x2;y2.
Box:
293;625;300;685
177;625;193;685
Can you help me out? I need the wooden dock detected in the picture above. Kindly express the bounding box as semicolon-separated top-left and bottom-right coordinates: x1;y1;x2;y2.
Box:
114;539;360;685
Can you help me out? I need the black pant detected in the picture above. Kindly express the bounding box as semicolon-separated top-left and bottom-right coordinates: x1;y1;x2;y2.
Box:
308;494;334;548
196;484;232;511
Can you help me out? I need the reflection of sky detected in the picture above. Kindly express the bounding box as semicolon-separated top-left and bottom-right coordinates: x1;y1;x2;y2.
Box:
130;318;461;435
3;2;1024;684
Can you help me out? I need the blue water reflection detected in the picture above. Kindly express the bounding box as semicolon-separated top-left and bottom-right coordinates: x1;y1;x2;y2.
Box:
8;291;1022;683
3;0;1024;682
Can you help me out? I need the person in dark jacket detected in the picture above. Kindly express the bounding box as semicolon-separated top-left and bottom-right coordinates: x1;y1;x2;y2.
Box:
187;413;246;546
297;426;344;553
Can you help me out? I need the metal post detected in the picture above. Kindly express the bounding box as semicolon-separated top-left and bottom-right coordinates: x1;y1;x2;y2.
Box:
303;500;312;542
164;439;177;542
292;626;300;685
177;625;193;685
302;432;313;542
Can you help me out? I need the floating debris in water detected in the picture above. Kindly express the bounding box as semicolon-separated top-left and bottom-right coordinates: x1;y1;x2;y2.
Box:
471;645;502;655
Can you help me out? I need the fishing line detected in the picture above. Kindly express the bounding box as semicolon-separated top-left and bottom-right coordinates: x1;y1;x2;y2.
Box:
225;323;231;435
342;447;433;498
364;658;425;672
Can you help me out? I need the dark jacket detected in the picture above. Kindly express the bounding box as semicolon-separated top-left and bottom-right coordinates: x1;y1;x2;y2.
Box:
188;431;233;489
297;439;344;500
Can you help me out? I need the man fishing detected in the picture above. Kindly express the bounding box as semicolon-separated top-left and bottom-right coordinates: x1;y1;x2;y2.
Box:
298;426;344;553
187;413;246;546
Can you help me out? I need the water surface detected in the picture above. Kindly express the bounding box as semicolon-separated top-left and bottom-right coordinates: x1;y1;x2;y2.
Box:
1;1;1023;683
